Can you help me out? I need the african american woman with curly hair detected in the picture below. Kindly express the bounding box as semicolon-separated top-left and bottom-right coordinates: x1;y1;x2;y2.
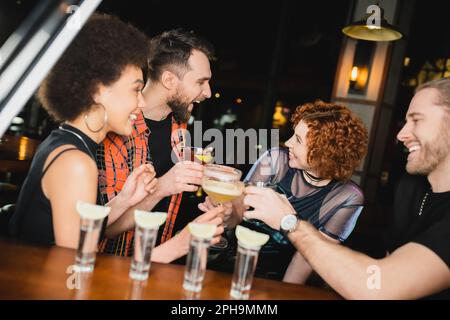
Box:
9;14;158;249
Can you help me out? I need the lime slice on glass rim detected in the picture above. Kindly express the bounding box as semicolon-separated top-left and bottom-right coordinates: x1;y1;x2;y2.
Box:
235;225;270;249
76;200;110;220
194;154;213;164
188;222;217;239
134;210;167;229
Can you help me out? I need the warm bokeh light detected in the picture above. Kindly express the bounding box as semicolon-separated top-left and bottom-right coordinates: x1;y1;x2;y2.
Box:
18;137;28;160
404;57;411;67
350;66;359;82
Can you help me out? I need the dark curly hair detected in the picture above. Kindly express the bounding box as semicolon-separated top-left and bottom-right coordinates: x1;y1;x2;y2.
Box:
147;28;215;82
291;100;368;181
37;13;149;121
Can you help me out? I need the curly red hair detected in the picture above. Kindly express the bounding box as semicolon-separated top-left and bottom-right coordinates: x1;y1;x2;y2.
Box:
290;100;368;181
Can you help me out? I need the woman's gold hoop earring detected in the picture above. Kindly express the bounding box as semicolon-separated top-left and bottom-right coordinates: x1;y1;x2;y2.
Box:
84;104;108;133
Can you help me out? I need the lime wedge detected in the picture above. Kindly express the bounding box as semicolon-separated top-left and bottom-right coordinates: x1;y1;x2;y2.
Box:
134;210;167;229
194;154;213;164
76;200;110;220
188;222;217;239
235;225;270;249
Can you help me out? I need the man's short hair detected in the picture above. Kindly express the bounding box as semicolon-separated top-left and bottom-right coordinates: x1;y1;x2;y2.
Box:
415;77;450;111
147;29;215;82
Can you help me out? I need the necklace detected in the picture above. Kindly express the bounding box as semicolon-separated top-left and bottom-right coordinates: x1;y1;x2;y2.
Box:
302;170;324;183
418;190;430;216
58;125;96;160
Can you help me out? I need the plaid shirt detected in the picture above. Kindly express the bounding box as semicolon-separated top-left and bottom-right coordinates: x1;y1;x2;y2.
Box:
96;111;187;256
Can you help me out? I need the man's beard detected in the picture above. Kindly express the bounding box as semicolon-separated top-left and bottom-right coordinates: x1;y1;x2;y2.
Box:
406;122;450;175
167;93;191;123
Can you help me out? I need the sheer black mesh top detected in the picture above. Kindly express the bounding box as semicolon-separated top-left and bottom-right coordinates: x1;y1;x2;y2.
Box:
241;147;364;279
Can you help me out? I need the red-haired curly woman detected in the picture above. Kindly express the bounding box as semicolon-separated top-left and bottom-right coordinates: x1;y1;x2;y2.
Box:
204;100;368;283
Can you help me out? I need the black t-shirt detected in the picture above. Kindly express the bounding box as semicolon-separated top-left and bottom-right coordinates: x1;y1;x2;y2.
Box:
385;174;450;299
145;114;200;245
145;115;173;180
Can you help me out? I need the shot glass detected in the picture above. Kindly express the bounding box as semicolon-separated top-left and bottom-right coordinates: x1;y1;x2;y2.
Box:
229;241;262;300
129;211;167;281
183;235;211;293
129;225;158;281
75;201;110;273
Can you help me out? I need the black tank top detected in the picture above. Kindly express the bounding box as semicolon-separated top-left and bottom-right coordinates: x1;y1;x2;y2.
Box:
9;124;100;245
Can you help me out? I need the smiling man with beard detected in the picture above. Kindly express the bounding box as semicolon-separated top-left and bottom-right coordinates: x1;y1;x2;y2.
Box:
96;29;222;259
140;29;214;244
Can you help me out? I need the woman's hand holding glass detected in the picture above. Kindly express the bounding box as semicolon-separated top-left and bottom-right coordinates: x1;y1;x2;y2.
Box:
243;186;296;231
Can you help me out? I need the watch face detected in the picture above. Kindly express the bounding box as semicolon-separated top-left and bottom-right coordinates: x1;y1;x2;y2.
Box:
281;214;297;231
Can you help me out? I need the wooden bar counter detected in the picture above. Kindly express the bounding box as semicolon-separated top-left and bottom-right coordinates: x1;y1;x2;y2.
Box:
0;239;340;300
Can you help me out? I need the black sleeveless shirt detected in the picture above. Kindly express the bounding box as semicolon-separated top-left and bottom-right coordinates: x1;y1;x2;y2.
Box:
9;124;100;245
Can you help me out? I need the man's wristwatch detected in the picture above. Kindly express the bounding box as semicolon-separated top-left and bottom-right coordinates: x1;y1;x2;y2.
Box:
280;214;298;235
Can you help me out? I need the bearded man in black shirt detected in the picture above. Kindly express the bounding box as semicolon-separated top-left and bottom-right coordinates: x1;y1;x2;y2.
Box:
244;77;450;299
